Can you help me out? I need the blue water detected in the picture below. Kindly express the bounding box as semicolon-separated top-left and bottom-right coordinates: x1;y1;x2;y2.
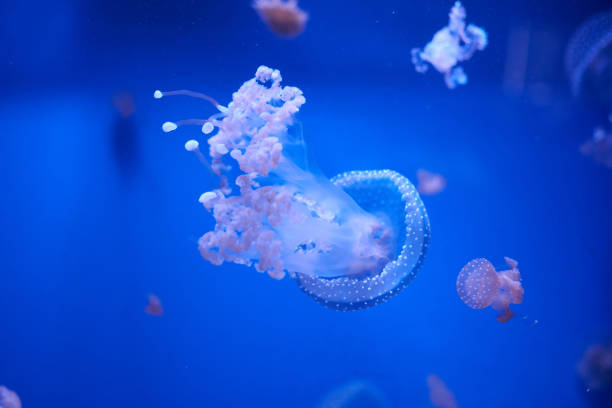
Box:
1;1;611;407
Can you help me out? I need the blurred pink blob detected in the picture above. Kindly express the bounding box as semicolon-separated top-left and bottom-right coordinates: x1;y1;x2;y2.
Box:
113;92;135;118
580;127;612;168
145;294;164;317
0;386;21;408
253;0;308;38
456;257;524;323
426;375;458;408
417;169;446;195
577;344;612;390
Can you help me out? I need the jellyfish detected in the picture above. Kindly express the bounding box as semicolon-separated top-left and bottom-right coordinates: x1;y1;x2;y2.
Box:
426;375;458;408
0;386;21;408
417;169;447;195
145;294;163;317
318;381;389;408
456;257;523;323
253;0;308;38
154;66;430;311
111;91;140;176
580;124;612;168
411;1;488;89
577;344;612;407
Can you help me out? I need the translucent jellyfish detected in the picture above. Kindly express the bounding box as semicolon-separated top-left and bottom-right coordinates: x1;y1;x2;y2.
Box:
0;386;21;408
578;344;612;390
565;10;612;109
145;294;164;317
427;375;458;408
456;257;523;323
580;124;612;168
155;66;430;311
318;381;389;408
411;1;488;89
253;0;308;38
417;169;446;196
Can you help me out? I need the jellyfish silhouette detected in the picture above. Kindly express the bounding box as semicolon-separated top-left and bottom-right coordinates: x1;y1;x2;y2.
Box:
318;381;390;408
145;294;164;317
456;257;524;323
253;0;308;38
427;375;458;408
565;10;612;112
412;2;488;89
577;343;612;407
111;92;140;177
0;386;21;408
155;66;430;311
417;169;446;195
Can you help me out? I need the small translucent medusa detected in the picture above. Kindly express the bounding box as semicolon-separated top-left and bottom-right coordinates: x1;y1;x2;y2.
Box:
145;294;164;317
411;2;488;89
253;0;308;38
456;257;524;323
417;169;447;195
578;344;612;391
318;381;389;408
0;386;21;408
426;375;458;408
155;66;430;311
580;123;612;168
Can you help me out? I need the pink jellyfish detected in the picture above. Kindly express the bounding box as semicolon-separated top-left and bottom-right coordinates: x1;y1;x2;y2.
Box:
145;294;164;317
417;169;446;195
580;126;612;168
0;386;21;408
253;0;308;38
456;257;524;323
426;375;458;408
577;344;612;391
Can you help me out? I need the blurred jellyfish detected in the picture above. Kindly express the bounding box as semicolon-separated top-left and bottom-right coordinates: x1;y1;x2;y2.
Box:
155;66;430;311
427;375;458;408
111;91;140;177
456;257;524;323
577;344;612;407
417;169;446;195
253;0;308;38
580;124;612;168
318;381;389;408
0;386;21;408
411;1;488;89
145;294;163;317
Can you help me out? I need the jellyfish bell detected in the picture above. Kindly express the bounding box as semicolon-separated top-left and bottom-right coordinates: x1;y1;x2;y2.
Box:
456;257;523;322
145;294;164;317
426;375;458;408
155;66;430;310
580;126;612;168
318;380;390;408
0;386;21;408
253;0;308;38
417;169;446;195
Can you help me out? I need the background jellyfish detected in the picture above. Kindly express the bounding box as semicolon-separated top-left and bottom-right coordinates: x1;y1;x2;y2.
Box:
580;124;612;168
156;66;430;311
427;375;458;408
456;257;524;323
317;381;389;408
411;1;488;89
145;294;164;317
577;343;612;407
253;0;308;38
417;169;447;196
0;386;21;408
111;91;140;177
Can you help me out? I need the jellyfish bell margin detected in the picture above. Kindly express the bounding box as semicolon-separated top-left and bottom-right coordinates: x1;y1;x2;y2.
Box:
155;66;430;311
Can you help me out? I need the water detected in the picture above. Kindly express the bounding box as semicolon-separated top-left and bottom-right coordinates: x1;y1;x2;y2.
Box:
1;1;611;407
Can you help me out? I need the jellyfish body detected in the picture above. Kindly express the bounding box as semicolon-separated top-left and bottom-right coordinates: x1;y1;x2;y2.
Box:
0;386;21;408
145;294;164;317
411;2;488;89
155;66;430;310
456;257;523;323
253;0;308;38
318;381;390;408
580;126;612;168
578;344;612;392
426;375;458;408
417;169;446;195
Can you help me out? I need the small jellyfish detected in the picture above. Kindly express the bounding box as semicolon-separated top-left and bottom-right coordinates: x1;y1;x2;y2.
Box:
578;344;612;391
0;386;21;408
155;66;430;310
318;381;390;408
417;169;447;195
111;92;140;176
145;294;163;317
253;0;308;38
411;2;488;89
580;125;612;168
427;375;458;408
456;257;524;323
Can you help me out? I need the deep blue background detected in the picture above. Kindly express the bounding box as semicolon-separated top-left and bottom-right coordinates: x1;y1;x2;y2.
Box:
1;1;611;407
